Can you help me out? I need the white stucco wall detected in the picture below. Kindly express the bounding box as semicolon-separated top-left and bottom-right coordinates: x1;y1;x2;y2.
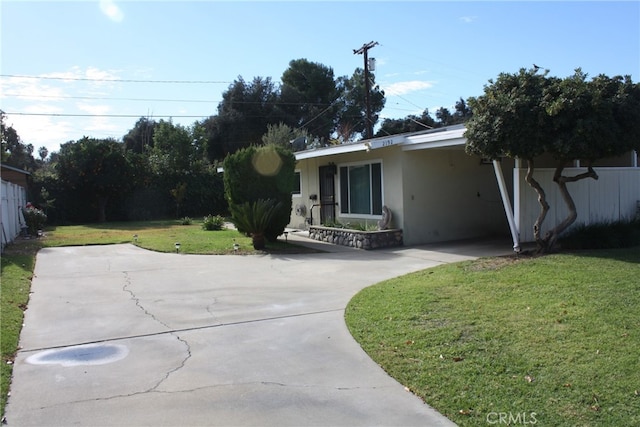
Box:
400;149;511;245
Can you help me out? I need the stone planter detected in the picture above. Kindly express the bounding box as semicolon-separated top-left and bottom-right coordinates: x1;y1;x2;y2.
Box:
308;226;403;250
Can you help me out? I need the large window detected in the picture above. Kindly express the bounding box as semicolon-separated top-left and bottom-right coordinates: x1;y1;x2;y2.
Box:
339;162;382;216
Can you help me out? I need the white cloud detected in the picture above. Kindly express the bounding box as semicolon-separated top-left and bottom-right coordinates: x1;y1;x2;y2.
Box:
6;113;74;153
76;102;111;115
383;80;434;96
99;0;124;23
459;16;477;24
0;76;66;101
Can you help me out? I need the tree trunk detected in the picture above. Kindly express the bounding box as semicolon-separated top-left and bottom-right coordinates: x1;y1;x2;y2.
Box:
97;195;109;223
541;163;599;252
251;233;266;250
523;159;550;252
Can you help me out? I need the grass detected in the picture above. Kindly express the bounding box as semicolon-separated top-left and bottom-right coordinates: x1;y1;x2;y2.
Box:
1;242;38;419
345;247;640;426
41;220;257;254
0;219;316;418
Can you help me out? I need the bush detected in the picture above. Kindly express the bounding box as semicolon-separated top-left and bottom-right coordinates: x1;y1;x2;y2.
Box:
223;144;295;242
559;219;640;250
22;206;47;235
202;214;225;231
180;217;193;225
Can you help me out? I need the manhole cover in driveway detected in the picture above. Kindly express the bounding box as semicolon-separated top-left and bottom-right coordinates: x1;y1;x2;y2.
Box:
26;343;129;367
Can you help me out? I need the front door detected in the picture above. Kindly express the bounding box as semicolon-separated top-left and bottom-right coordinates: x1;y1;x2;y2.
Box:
319;165;336;225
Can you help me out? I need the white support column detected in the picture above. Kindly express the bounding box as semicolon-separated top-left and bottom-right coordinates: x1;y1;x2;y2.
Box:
493;159;520;253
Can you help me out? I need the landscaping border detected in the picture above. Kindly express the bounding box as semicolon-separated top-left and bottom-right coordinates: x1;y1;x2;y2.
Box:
308;226;403;250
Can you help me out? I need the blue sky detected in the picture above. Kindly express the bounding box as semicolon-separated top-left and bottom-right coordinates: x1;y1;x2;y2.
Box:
2;1;639;155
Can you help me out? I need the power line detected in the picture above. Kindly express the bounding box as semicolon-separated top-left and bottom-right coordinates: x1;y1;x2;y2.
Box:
0;74;231;84
3;93;219;103
3;93;333;107
5;112;210;118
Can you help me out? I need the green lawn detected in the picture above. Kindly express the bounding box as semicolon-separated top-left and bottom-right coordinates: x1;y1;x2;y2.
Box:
345;247;640;426
40;220;257;254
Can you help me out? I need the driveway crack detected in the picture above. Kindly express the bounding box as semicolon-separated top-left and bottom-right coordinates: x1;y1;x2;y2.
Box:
121;272;192;391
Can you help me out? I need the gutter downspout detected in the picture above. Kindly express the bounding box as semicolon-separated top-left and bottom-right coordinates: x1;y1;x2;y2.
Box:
493;159;520;253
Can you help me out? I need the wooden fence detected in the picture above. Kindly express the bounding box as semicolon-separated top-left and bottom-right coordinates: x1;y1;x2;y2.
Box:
514;167;640;243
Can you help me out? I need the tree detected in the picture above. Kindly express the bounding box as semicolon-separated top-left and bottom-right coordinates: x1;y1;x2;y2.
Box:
261;122;308;150
203;76;282;161
150;120;196;173
280;59;339;141
123;117;157;154
55;137;135;222
335;68;386;141
376;109;438;136
466;67;640;252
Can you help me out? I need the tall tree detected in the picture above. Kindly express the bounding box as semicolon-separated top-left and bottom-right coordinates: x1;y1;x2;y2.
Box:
335;68;386;141
466;67;640;252
150;120;195;173
202;76;281;161
280;59;339;140
123;117;157;154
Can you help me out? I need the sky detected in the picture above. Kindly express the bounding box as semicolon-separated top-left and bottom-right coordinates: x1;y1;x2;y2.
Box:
1;0;639;156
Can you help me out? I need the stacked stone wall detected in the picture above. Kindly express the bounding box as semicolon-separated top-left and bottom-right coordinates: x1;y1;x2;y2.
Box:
308;226;403;250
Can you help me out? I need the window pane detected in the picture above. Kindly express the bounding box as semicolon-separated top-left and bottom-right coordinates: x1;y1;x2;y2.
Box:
349;164;370;214
340;167;349;213
371;163;382;215
292;172;301;194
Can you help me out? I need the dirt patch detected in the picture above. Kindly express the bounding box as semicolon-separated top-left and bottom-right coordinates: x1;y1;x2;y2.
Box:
2;236;43;257
465;253;538;271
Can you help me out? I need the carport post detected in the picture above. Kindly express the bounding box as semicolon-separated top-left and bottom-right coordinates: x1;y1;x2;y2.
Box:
493;159;520;253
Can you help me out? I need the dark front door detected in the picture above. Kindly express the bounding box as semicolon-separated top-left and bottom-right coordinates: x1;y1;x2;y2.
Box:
319;165;336;224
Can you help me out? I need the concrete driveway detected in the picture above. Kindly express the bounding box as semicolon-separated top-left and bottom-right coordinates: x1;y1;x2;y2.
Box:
5;235;512;426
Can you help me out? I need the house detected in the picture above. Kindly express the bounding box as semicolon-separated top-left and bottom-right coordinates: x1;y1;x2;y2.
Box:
288;125;640;251
1;164;30;251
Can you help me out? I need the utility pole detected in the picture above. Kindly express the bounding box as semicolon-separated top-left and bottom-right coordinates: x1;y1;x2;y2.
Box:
353;41;378;139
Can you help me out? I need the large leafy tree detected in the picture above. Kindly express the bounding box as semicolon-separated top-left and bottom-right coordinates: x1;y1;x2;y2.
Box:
56;137;135;222
280;59;339;141
466;67;640;252
202;76;282;161
123;117;157;154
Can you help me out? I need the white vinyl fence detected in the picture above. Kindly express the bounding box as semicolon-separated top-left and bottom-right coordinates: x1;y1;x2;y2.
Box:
515;167;640;243
1;179;27;252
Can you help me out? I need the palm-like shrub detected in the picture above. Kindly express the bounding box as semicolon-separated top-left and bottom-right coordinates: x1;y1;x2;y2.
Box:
229;199;282;250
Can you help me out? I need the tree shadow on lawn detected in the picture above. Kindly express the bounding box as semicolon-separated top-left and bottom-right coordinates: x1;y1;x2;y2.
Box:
562;245;640;264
